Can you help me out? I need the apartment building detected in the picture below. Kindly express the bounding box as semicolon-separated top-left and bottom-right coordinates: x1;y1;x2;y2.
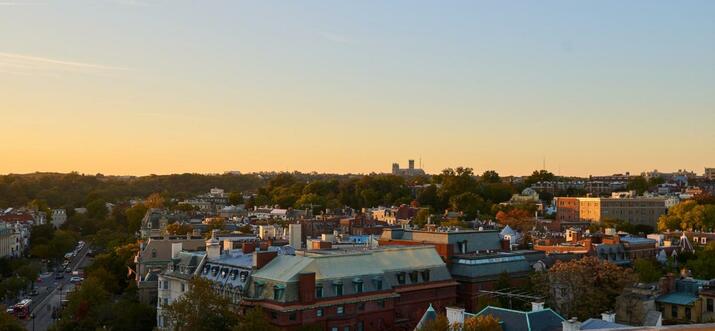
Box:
556;195;668;228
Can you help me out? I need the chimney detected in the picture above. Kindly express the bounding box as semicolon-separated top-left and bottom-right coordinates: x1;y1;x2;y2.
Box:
409;159;415;170
254;251;278;269
562;317;581;331
205;230;220;259
171;242;182;259
531;302;544;312
298;272;316;304
242;242;256;254
259;241;269;251
601;312;615;323
500;239;510;251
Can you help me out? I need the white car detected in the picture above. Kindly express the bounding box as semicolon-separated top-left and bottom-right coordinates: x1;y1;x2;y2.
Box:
70;276;82;283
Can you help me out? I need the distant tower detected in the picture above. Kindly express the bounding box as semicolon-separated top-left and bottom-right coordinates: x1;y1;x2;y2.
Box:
408;159;415;170
392;163;400;175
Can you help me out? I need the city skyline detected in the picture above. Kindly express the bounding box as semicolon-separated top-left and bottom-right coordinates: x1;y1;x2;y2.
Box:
2;1;714;176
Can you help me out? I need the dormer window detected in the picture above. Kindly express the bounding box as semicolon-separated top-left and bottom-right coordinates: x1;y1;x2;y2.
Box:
333;281;343;296
352;278;363;293
230;270;238;280
203;265;210;274
273;284;285;301
372;277;383;290
254;281;265;298
396;272;406;285
151;248;157;258
409;271;419;283
316;284;323;298
211;266;220;276
421;270;430;282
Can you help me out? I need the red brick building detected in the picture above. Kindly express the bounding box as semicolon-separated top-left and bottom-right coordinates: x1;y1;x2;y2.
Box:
244;246;458;331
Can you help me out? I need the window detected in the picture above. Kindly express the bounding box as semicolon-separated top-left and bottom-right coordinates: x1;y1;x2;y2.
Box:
708;299;714;313
344;327;350;331
151;248;157;258
671;305;678;318
163;281;169;290
421;270;430;282
377;300;385;308
357;321;364;331
396;272;406;285
331;328;338;331
289;312;296;321
181;283;185;292
316;309;323;317
337;306;344;315
409;271;419;283
255;282;264;298
358;302;365;311
334;283;343;296
353;279;363;293
316;285;323;298
163;298;168;306
685;307;691;320
373;278;383;290
271;312;278;320
273;285;285;300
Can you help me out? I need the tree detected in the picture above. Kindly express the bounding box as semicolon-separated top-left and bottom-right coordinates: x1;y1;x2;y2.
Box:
413;208;432;228
463;315;502;331
633;259;662;283
525;170;555;186
164;277;237;331
166;222;192;235
145;193;165;209
657;200;706;231
86;199;109;220
532;256;635;320
627;176;650;195
233;307;277;331
686;242;715;279
417;313;451;331
0;309;24;331
449;192;488;220
496;209;535;233
125;204;148;233
481;170;501;184
228;192;243;205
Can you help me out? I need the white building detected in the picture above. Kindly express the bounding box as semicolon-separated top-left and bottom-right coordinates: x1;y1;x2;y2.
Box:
52;209;67;229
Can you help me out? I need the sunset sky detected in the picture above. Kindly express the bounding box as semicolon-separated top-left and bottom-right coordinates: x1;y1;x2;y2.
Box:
1;1;714;176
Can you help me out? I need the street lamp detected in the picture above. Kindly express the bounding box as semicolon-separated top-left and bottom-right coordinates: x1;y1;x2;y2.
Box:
30;313;35;331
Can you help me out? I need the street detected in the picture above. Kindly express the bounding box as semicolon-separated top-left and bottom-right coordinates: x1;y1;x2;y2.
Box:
21;244;90;331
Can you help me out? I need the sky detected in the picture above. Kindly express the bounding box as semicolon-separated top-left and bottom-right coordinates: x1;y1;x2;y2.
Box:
1;0;714;177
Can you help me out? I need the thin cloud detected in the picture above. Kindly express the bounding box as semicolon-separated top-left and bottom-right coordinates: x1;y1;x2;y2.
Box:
0;51;128;76
0;1;42;5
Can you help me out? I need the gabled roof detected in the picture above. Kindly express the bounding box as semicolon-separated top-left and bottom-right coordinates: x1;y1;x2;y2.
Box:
475;306;564;331
414;304;437;330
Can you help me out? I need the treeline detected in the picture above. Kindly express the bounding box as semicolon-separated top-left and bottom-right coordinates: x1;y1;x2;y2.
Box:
0;172;264;208
252;167;519;220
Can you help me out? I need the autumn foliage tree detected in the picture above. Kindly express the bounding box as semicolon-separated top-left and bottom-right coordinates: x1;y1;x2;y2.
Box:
165;222;192;235
463;315;502;331
495;209;535;233
532;256;635;320
164;277;237;331
657;200;715;232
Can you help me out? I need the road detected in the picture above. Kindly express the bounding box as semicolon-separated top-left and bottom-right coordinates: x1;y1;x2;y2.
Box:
22;245;90;331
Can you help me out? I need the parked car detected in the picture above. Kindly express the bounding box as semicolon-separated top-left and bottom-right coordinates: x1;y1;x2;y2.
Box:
55;273;64;280
30;290;39;296
70;276;82;283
